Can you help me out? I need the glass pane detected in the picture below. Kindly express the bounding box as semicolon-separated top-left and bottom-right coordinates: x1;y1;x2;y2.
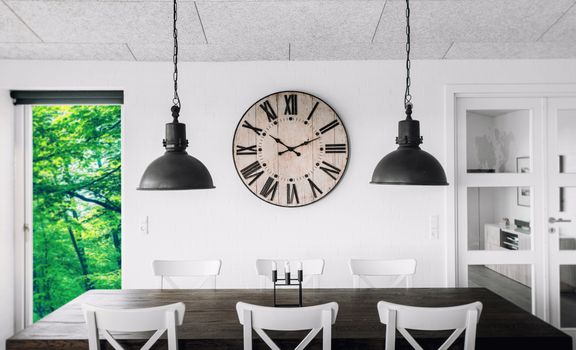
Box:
560;265;576;327
468;187;531;251
33;106;122;321
559;187;576;250
466;109;531;173
558;109;576;173
468;265;532;313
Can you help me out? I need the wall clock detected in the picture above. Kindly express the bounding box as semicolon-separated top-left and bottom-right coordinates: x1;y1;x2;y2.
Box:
233;91;349;207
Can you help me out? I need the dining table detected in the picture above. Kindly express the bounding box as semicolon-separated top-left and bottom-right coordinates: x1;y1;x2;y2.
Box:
6;288;572;349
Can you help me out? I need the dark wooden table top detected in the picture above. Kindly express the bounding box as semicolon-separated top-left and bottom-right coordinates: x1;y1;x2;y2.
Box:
7;288;571;350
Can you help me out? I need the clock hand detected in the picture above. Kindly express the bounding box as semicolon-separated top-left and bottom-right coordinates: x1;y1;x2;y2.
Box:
278;137;321;155
293;137;321;149
268;134;301;156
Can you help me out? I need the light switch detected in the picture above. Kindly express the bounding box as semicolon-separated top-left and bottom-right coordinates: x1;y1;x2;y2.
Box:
429;215;439;240
139;216;149;235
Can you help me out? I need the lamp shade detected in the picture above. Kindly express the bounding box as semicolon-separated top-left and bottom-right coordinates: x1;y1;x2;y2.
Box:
137;120;215;190
138;151;214;190
371;116;448;186
371;146;448;185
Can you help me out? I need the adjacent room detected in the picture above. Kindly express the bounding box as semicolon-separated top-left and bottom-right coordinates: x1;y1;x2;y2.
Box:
1;0;576;349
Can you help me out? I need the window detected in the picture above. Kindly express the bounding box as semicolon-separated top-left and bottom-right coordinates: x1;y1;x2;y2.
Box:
32;105;121;320
12;91;123;323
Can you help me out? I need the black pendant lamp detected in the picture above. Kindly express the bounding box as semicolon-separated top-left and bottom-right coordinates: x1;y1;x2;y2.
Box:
138;0;215;190
370;0;448;186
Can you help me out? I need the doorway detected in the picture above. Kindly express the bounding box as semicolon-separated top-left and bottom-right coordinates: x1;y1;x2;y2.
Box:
31;105;121;321
452;89;576;338
13;93;123;327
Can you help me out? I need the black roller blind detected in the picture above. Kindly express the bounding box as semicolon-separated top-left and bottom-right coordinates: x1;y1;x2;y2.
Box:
10;90;124;105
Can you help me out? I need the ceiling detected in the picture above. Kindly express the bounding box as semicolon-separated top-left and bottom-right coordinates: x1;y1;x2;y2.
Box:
1;0;575;62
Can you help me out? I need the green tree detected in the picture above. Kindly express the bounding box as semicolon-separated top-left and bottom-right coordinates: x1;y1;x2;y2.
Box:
32;105;121;321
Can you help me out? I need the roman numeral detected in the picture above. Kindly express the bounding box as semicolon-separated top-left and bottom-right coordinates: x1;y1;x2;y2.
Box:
287;183;299;205
284;94;297;115
240;161;264;186
325;143;347;154
235;144;257;155
319;120;340;134
320;161;342;180
307;179;323;199
242;120;263;135
259;100;278;122
260;177;279;201
307;101;319;121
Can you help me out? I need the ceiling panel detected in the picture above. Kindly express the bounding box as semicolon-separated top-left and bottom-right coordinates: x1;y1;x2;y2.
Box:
0;1;40;42
129;43;288;61
0;43;134;60
446;42;576;59
374;0;575;44
291;41;450;60
5;1;206;44
197;1;383;45
540;3;576;42
1;0;575;61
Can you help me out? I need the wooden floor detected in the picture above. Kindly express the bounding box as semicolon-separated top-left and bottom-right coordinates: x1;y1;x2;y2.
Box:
469;265;576;327
468;265;532;312
561;291;576;327
7;288;571;350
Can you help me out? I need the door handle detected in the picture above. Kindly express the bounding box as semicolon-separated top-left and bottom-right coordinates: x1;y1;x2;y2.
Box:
549;217;572;224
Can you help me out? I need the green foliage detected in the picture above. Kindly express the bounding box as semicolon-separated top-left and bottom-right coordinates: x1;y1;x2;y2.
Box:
32;105;121;321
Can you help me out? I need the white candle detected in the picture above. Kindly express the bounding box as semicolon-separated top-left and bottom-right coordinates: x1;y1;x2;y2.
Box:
284;261;290;274
297;261;303;271
271;261;277;271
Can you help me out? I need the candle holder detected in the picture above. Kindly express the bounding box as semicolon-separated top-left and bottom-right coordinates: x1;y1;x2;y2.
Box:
272;268;303;307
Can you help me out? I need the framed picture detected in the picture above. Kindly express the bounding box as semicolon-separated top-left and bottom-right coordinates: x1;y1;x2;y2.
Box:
517;156;530;207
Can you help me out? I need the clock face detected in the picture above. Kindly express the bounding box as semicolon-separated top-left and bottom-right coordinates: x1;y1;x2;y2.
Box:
233;91;349;207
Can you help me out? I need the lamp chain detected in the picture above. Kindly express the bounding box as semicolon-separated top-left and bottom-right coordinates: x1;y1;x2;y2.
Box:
404;0;412;118
172;0;181;120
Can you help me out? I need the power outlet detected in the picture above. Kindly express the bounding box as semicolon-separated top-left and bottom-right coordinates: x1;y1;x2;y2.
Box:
429;215;439;240
139;216;149;235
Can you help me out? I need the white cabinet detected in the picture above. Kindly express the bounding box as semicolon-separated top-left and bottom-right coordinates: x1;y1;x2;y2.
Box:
484;224;531;286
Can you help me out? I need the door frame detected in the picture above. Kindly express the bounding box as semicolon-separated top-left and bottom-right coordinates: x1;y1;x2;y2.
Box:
14;104;33;330
444;84;576;322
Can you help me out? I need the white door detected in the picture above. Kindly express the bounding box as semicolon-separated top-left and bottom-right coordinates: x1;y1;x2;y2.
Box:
455;96;546;318
547;97;576;338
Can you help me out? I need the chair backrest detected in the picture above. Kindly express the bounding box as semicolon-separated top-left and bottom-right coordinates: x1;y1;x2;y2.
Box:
349;259;416;288
377;301;483;350
153;259;222;289
83;302;185;350
236;302;339;350
256;259;325;288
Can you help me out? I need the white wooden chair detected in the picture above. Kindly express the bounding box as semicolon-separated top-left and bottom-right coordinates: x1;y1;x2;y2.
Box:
153;259;221;289
83;302;185;350
256;259;325;288
349;259;416;288
377;301;483;350
236;302;339;350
